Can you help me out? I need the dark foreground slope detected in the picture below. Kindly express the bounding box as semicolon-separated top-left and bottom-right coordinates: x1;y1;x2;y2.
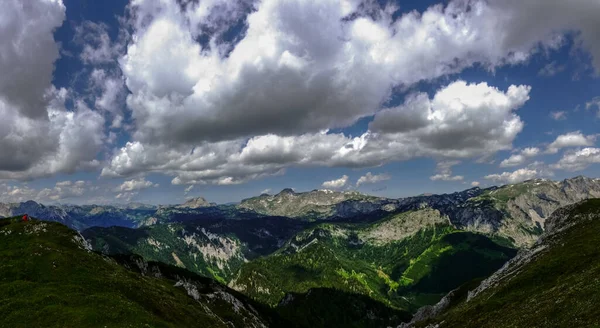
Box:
410;199;600;328
0;217;287;328
277;288;410;328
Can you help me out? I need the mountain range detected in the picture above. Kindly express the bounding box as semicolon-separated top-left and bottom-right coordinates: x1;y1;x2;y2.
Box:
2;176;600;327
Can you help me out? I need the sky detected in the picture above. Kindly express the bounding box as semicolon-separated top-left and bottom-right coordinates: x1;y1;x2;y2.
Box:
1;0;600;205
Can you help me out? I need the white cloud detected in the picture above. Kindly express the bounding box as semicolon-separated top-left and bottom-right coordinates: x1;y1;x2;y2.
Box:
430;175;464;182
115;177;157;192
98;0;600;186
103;80;530;185
322;175;349;189
115;191;138;202
0;0;66;118
429;161;464;182
0;0;107;181
549;111;567;121
37;180;88;201
356;172;391;187
471;181;480;187
74;21;124;65
0;89;105;181
261;188;272;195
485;168;539;184
552;148;600;171
119;0;594;148
0;184;39;203
89;69;126;115
114;177;158;201
500;147;540;167
546;131;596;154
0;180;90;203
371;81;529;158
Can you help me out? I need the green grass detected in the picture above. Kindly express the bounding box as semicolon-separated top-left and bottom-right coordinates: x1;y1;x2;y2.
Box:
0;217;283;328
398;232;516;294
231;225;515;312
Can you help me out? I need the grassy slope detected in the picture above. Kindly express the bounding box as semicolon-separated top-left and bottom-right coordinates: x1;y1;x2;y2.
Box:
83;216;312;283
421;199;600;328
231;221;515;311
84;224;246;284
0;218;282;328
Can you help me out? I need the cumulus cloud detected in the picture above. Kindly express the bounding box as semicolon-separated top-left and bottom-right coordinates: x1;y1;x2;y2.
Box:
322;175;349;189
0;180;90;203
74;21;124;65
546;131;596;154
115;177;157;192
552;148;600;171
89;69;126;114
0;89;105;180
471;181;480;187
114;177;158;201
97;0;600;186
118;0;599;147
356;172;391;187
500;147;540;167
485;168;539;184
37;180;88;201
0;0;106;181
429;161;464;182
0;0;66;118
75;19;129;137
371;81;529;159
103;81;530;184
0;184;39;203
4;0;596;190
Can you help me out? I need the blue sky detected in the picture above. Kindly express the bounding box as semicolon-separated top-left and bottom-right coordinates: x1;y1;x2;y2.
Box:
1;0;599;205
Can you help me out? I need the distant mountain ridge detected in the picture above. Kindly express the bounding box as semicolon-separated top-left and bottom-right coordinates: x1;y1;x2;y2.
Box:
238;188;386;219
2;176;600;245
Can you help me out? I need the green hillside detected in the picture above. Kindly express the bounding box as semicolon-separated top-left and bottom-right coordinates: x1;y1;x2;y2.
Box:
0;217;286;328
416;199;600;328
229;210;515;311
83;223;248;284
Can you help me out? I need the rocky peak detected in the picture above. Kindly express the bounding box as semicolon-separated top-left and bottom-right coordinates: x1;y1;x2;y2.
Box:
177;197;215;209
278;188;296;195
237;187;381;219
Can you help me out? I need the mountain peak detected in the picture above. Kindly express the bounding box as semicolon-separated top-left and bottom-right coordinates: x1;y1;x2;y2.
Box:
177;197;215;209
278;188;296;195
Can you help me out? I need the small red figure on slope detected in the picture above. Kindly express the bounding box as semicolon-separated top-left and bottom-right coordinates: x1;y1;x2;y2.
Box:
22;214;28;222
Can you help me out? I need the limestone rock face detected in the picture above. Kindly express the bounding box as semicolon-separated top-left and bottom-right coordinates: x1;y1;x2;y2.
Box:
177;197;216;209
